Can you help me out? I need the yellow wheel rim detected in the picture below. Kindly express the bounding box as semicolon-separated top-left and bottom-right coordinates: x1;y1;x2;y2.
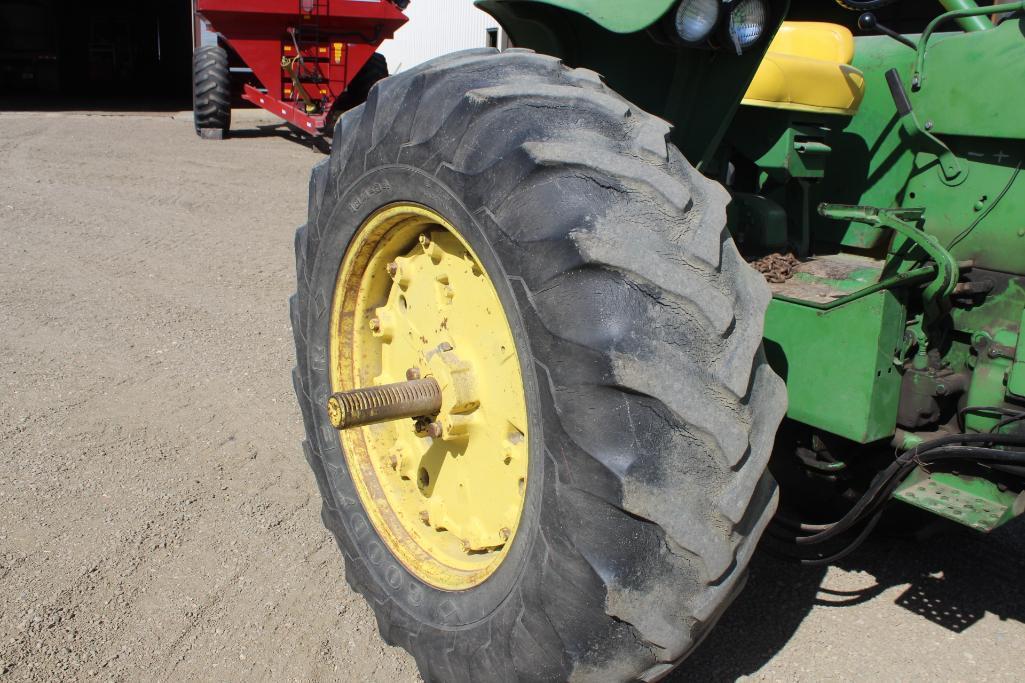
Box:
330;203;529;590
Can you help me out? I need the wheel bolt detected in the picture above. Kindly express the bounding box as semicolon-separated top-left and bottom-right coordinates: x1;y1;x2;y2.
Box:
406;367;421;381
419;233;431;248
386;261;398;277
499;527;510;541
419;510;430;525
368;318;380;331
425;421;443;439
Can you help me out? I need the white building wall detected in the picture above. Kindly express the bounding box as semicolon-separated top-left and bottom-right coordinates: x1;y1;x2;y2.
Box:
378;0;502;73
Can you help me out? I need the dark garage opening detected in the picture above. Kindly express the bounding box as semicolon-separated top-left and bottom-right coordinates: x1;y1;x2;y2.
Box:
0;0;195;110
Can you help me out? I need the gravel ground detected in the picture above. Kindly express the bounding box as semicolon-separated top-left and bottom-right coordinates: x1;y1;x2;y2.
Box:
1;110;1023;682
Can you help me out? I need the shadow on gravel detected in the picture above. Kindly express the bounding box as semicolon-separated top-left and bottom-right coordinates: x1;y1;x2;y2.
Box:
228;123;331;154
670;516;1025;681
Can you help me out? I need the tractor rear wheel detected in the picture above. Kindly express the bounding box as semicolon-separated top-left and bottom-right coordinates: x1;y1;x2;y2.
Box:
291;48;786;682
192;45;231;140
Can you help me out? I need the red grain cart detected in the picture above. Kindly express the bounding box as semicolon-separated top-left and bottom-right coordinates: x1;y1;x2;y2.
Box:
193;0;408;139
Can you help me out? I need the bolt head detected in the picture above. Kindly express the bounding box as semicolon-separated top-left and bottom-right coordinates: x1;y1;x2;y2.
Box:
406;367;421;381
499;527;510;541
419;510;430;525
386;261;399;277
426;422;443;439
369;318;380;331
326;397;343;428
418;233;431;248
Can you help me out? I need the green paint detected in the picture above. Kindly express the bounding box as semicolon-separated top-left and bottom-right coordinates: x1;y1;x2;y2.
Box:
938;0;995;33
1008;309;1025;398
729;113;834;181
911;17;1025;140
895;468;1021;532
763;291;905;444
477;0;675;34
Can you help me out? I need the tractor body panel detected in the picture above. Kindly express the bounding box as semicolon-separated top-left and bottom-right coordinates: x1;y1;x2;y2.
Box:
764;287;905;444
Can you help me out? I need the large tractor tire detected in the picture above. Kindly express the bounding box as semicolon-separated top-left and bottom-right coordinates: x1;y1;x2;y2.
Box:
192;45;231;140
291;48;786;682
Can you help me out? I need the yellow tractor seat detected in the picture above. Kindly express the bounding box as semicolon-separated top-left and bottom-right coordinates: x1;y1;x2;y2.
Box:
742;22;866;116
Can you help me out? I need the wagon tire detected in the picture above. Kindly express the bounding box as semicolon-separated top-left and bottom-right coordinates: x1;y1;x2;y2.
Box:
326;52;389;136
193;45;231;139
291;48;787;682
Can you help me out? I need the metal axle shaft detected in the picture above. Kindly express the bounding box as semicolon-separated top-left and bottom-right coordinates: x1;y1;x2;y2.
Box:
326;377;442;430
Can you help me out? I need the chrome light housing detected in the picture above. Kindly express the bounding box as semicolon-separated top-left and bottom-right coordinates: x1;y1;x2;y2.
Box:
726;0;769;53
673;0;720;45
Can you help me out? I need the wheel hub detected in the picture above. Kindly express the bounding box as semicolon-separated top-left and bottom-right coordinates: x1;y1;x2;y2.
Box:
329;203;529;589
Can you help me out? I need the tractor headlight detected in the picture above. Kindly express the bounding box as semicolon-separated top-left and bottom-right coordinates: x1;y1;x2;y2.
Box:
673;0;720;44
727;0;768;53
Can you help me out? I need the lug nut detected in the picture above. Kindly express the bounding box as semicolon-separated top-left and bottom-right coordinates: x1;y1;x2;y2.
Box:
368;318;380;332
425;421;443;439
419;233;431;248
419;510;430;525
387;261;398;277
406;367;421;381
499;527;510;541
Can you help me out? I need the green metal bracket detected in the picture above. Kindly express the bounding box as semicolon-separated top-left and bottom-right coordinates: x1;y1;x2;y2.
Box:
819;204;960;322
912;1;1025;91
899;111;966;186
895;467;1023;532
885;68;966;184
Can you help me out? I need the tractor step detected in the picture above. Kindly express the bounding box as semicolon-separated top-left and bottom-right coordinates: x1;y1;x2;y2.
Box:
768;253;886;305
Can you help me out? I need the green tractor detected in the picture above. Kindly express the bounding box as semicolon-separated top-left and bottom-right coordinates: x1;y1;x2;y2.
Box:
289;0;1025;679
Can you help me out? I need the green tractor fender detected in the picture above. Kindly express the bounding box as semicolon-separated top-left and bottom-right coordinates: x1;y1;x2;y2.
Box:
477;0;789;165
477;0;677;34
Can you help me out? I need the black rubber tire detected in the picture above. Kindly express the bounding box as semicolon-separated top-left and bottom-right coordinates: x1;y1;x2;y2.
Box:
291;48;786;682
192;45;231;138
325;52;388;134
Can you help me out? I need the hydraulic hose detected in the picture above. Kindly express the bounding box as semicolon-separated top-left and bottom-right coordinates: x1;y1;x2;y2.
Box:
793;437;1025;546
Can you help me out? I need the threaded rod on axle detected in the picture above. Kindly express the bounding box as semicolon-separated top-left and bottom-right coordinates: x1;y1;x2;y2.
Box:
326;377;442;430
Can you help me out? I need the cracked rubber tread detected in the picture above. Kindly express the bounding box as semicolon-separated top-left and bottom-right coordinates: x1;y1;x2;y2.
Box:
291;48;786;682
